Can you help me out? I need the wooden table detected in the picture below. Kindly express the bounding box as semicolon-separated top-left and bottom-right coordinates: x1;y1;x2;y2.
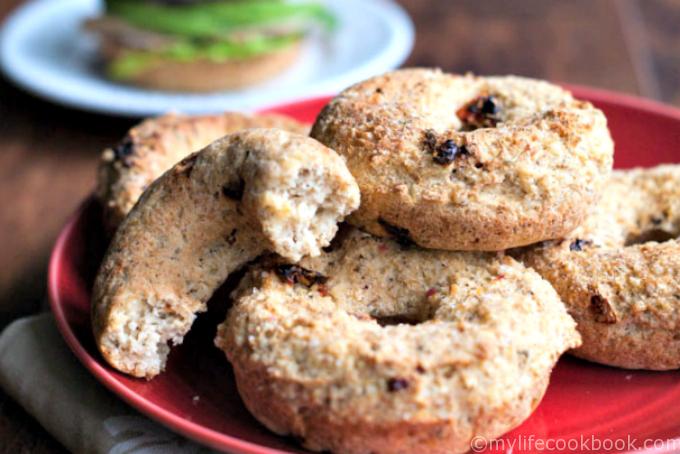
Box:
0;0;678;451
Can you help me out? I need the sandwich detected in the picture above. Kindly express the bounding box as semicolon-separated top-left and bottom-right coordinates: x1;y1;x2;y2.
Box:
85;0;335;91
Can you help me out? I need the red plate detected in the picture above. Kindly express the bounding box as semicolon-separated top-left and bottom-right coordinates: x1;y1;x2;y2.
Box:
49;90;680;454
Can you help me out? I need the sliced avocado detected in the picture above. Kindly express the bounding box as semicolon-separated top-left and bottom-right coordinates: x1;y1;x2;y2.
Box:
108;32;301;79
106;0;336;38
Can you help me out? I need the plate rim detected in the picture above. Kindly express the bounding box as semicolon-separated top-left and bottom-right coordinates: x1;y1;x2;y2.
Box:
48;91;680;454
0;0;414;117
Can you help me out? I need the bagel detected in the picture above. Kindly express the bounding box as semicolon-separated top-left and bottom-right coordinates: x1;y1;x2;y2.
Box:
310;68;614;251
517;165;680;370
217;228;581;454
99;41;303;92
92;129;360;378
96;112;307;231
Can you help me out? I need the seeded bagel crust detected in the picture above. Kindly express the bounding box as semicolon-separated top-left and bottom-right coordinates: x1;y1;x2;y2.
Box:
517;165;680;370
311;68;614;251
217;228;580;454
96;112;307;231
92;129;360;378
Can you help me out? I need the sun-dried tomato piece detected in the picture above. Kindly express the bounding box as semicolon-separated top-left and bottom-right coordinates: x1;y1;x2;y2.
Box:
112;136;135;168
590;294;618;324
569;239;592;251
423;130;470;166
386;377;410;392
433;140;469;165
275;264;328;287
457;95;500;130
423;129;438;152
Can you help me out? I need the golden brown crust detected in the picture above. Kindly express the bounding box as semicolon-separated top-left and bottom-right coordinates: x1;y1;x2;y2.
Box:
232;364;549;454
217;228;580;453
96;112;307;232
517;165;680;370
311;68;614;251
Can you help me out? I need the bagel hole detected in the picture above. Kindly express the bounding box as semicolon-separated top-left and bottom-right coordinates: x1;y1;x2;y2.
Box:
369;305;436;327
624;228;678;246
373;314;423;327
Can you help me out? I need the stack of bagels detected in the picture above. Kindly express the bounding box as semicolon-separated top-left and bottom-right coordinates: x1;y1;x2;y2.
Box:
92;68;680;454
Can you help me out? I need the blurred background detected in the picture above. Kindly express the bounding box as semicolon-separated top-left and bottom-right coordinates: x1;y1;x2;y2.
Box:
0;0;678;450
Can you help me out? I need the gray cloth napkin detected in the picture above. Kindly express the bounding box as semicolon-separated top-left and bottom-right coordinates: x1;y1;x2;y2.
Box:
0;313;217;454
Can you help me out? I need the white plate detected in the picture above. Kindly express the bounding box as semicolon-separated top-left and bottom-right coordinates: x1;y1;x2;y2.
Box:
0;0;413;117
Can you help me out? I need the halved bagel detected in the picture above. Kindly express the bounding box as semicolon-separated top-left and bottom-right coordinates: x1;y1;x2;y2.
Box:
92;129;360;378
